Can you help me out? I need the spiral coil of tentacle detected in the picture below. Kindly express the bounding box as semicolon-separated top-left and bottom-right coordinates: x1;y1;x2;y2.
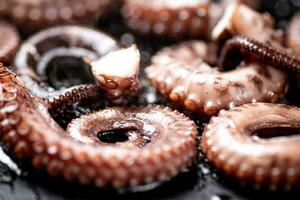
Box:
0;64;198;189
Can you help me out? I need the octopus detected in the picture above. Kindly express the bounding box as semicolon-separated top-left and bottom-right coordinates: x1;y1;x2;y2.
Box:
219;36;300;78
145;2;288;116
287;12;300;55
0;0;116;34
145;40;287;117
201;103;300;191
122;0;261;39
0;64;198;188
212;1;283;46
122;0;211;39
0;20;20;65
14;25;140;102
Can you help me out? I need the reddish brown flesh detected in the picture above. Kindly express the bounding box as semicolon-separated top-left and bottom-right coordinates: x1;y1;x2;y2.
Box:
0;21;20;65
0;0;116;34
146;41;287;116
202;103;300;191
0;65;198;188
219;36;300;78
14;25;121;100
122;0;210;39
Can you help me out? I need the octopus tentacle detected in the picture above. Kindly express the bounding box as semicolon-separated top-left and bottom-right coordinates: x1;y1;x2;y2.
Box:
122;0;210;39
287;12;300;55
212;2;283;46
0;0;116;34
0;21;20;65
65;105;198;187
122;0;262;39
47;84;102;114
219;36;300;76
0;65;197;188
14;25;121;100
201;103;300;191
146;40;287;116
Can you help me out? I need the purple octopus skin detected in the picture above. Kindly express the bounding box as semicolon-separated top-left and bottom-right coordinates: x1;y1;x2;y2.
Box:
0;0;116;34
14;25;140;102
0;20;20;65
201;103;300;191
145;40;287;117
0;64;198;188
288;12;300;55
219;36;300;78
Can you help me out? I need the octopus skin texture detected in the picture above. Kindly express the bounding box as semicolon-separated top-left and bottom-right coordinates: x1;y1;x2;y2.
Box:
145;41;287;116
0;20;20;65
121;0;262;39
0;0;116;34
212;2;283;46
14;25;141;101
0;65;198;188
122;0;211;39
201;103;300;191
47;84;102;114
219;36;300;78
288;12;300;55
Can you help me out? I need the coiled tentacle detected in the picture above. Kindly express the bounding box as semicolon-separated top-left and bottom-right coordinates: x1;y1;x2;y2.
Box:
202;103;300;191
0;65;198;188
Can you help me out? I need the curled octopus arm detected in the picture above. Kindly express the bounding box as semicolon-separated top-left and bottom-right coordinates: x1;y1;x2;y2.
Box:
0;65;198;189
219;36;300;77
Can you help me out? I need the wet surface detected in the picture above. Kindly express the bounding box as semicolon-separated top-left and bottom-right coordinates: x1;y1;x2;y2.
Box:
1;1;300;199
